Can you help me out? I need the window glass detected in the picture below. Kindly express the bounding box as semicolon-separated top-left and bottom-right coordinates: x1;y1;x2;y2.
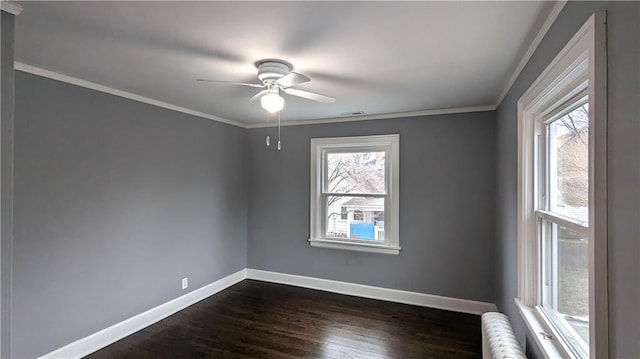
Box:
541;222;590;352
547;103;589;224
326;196;384;241
325;152;385;194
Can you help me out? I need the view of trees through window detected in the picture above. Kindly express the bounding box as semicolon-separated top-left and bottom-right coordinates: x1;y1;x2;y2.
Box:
324;151;386;240
551;102;589;223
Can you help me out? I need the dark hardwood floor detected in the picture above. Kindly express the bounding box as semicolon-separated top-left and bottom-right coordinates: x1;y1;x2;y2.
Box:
86;280;481;358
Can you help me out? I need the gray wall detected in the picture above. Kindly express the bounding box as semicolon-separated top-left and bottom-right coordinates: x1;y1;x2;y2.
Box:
12;72;248;358
495;2;640;358
247;113;496;302
1;10;16;359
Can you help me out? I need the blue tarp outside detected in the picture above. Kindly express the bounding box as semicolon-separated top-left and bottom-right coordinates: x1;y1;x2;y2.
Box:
350;223;375;240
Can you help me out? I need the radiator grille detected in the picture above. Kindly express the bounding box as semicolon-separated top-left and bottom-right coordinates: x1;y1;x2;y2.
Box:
481;312;526;359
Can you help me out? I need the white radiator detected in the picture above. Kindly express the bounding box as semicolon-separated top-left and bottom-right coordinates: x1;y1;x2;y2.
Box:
481;312;527;359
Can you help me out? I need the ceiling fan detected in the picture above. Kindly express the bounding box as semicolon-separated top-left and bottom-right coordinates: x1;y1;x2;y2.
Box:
197;59;335;113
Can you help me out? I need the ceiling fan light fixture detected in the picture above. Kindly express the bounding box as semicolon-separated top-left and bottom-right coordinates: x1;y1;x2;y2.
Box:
261;92;285;113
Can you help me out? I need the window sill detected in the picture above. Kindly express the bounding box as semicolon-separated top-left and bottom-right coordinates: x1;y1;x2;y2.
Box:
515;299;576;359
308;238;400;255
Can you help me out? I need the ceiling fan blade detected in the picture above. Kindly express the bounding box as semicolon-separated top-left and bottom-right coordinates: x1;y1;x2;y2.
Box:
283;88;335;103
248;90;268;102
196;79;264;88
275;72;310;87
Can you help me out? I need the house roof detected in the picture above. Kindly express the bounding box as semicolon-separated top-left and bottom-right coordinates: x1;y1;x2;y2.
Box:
343;197;384;209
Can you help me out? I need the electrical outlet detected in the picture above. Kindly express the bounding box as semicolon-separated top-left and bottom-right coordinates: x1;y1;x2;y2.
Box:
181;277;188;290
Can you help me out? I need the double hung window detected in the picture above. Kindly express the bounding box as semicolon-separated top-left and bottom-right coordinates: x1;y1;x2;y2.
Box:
309;135;399;255
517;13;607;359
537;98;591;357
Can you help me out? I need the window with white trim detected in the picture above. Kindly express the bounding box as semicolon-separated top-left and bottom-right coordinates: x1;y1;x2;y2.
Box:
309;134;400;255
517;13;607;359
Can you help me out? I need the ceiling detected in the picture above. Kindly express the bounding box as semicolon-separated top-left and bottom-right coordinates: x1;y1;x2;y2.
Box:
13;1;555;126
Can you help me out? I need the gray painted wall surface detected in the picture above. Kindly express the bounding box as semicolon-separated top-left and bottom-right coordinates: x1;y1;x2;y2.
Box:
1;10;15;359
12;72;248;358
247;113;496;302
495;2;639;358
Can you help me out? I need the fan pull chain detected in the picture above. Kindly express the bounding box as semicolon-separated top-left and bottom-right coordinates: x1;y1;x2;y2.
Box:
265;111;270;147
277;111;282;151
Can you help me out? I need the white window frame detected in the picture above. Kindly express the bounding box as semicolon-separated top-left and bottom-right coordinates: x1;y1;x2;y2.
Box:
309;134;400;255
516;12;607;359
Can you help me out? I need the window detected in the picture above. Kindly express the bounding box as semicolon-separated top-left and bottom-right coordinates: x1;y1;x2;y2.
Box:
352;210;364;221
309;134;400;255
539;99;591;357
517;13;607;359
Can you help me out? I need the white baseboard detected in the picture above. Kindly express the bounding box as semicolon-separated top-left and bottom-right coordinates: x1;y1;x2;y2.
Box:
39;269;246;359
246;268;496;315
41;268;496;358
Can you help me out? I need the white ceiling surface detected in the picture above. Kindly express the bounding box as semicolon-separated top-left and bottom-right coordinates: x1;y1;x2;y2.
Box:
14;1;554;125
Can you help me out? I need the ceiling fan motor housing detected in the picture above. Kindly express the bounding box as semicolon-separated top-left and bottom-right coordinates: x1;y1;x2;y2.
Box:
257;61;292;83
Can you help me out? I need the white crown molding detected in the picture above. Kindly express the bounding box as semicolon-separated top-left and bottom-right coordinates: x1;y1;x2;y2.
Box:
246;269;497;315
495;0;567;107
14;62;248;129
10;3;567;128
15;62;496;129
38;269;247;359
15;63;498;130
0;1;22;15
246;105;497;128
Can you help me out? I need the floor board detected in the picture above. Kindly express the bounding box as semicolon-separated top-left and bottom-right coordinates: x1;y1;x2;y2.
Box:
86;280;481;358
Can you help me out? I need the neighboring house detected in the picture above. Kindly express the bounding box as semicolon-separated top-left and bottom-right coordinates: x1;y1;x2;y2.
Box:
328;197;384;240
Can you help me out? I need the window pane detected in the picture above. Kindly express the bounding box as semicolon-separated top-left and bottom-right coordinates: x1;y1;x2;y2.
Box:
326;196;384;241
547;103;589;224
541;221;589;351
326;152;385;194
